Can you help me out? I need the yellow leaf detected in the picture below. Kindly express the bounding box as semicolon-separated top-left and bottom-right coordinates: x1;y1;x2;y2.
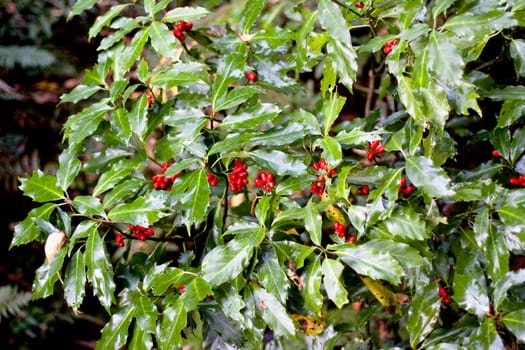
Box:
44;231;67;264
290;314;324;336
284;227;300;236
321;192;345;224
360;275;402;316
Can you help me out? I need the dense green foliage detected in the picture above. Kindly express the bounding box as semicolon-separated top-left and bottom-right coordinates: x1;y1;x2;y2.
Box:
11;0;525;348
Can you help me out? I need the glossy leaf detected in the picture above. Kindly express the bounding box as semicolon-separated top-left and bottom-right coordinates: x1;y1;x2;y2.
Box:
372;206;429;241
361;275;401;316
318;0;350;44
510;39;525;77
159;300;187;350
85;229;116;313
150;63;205;89
253;286;296;338
492;270;525;309
19;170;64;203
201;238;257;287
182;277;212;311
93;159;139;197
428;31;464;87
365;239;424;269
108;196;166;227
327;39;357;92
178;169;211;228
63;103;112;146
11;203;56;248
96;305;135;350
322;93;346;136
149;21;177;58
60;84;102;104
239;0;264;34
250;149;308;176
214;86;260;111
408;281;441;349
258;248;290;305
321;258;348;309
163;6;210;22
471;318;504;349
406;156;455;197
211;44;248;112
303;255;324;315
304;199;322;246
72;195;105;218
89;4;130;40
329;243;404;285
32;247;67;299
453;272;490;319
64;249;86;313
57;150;82;191
503;309;525;341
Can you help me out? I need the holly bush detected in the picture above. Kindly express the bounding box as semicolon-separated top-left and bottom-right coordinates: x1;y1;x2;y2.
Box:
10;0;525;348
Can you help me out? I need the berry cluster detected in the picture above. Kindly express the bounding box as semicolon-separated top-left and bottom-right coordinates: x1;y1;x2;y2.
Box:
115;233;125;247
334;221;347;238
129;224;154;241
436;277;452;305
310;175;325;196
312;158;337;177
383;39;399;54
245;71;257;81
254;170;275;192
172;20;193;41
509;175;525;187
398;177;416;195
207;173;218;187
228;159;248;192
152;162;180;191
355;184;369;195
367;140;385;161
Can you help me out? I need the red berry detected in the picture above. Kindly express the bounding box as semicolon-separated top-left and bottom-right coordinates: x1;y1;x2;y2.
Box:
319;158;328;171
355;188;362;195
510;177;520;185
356;2;364;9
346;236;357;243
383;45;392;54
115;234;125;247
246;71;257;81
362;185;369;195
182;21;193;31
176;20;186;32
404;184;415;195
442;296;451;305
492;150;501;157
391;39;399;46
400;177;407;188
367;151;375;161
207;173;218;187
146;92;153;106
375;145;385;154
312;161;320;171
172;29;185;40
370;140;380;150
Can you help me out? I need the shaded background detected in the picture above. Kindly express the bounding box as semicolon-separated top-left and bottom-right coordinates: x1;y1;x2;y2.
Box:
0;1;104;348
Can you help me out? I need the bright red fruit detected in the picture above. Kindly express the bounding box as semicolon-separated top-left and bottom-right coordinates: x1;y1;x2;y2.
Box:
246;71;257;81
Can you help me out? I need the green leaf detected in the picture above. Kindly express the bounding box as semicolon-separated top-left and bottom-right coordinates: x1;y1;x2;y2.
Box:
453;272;490;319
72;196;105;218
319;0;350;44
250;149;308;176
111;108;132;144
239;0;264;34
295;10;318;73
497;100;525;128
10;203;56;248
412;45;430;88
365;239;424;269
329;243;404;285
201;238;257;287
368;168;402;204
219;103;281;130
150;62;205;89
498;189;525;227
118;28;151;77
68;0;98;19
250;122;309;147
471;318;504;349
129;94;148;141
32;248;67;299
103;177;143;208
322;93;346;136
128;323;154;350
258;248;290;305
327;39;357;92
182;277;213;311
211;44;248;112
428;31;464;87
319;136;342;165
95;305;135;350
304;199;322;247
406;156;455;197
60;84;102;104
93;159;139;197
85;229;116;313
163;6;210;23
492;270;525;309
108;196;166;227
19;170;64;203
64;249;86;313
397;76;423;120
129;293;157;334
372;206;429;241
214;86;260;111
63;103;112;146
510;39;525;77
253;286;296;337
503;309;525;341
159;299;187;350
303;255;325;315
420;83;450;137
177;169;211;227
431;0;454;19
149;21;177;58
57;150;82;191
408;281;441;349
89;4;130;40
321;258;348;309
144;265;190;296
